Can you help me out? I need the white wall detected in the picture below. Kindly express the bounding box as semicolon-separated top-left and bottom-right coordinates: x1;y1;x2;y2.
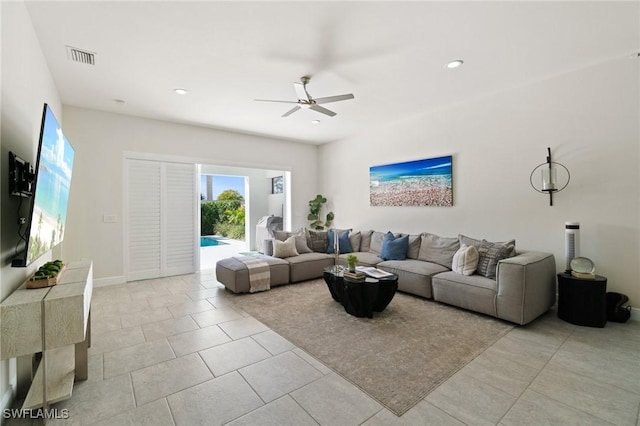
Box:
0;0;62;411
61;107;318;283
319;56;640;306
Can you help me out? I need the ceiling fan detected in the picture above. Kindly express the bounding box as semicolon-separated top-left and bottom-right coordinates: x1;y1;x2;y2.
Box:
255;76;354;117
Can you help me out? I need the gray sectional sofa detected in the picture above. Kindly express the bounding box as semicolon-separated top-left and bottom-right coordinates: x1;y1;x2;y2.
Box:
215;229;556;325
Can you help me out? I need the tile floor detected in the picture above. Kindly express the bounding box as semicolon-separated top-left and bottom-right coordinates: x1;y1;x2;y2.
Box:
8;271;640;425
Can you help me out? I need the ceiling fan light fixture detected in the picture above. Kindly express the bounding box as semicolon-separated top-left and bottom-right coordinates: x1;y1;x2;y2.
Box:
446;59;464;69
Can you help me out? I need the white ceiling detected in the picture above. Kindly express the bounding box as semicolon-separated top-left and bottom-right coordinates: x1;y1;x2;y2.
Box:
24;1;639;145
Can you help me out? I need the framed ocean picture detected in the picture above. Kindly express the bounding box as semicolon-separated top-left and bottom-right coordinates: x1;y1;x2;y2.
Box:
369;155;453;207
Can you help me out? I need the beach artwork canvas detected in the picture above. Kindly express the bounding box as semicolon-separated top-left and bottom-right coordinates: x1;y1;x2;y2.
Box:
370;155;452;207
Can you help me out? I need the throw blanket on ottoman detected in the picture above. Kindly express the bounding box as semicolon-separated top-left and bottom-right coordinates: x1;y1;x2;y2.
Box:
234;256;270;293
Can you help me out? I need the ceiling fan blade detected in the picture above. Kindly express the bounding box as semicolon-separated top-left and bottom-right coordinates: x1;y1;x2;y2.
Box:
313;93;354;104
309;104;336;117
254;99;299;104
281;105;301;117
293;82;309;101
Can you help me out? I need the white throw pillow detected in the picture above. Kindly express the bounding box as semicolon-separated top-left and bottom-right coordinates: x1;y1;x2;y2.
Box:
273;236;299;258
452;244;479;276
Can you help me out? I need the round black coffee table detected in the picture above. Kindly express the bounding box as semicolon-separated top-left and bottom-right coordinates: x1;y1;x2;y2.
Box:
323;266;398;318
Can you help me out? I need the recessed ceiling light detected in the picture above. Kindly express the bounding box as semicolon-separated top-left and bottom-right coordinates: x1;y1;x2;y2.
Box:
174;88;188;95
446;60;464;69
311;120;320;124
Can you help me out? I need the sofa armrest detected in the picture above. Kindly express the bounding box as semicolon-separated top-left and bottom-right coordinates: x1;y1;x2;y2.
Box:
495;251;556;325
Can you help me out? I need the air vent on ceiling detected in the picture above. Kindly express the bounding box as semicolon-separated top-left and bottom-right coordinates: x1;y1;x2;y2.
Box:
66;46;96;65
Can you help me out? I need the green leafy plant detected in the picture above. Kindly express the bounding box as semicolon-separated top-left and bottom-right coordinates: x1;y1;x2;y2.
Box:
307;194;334;230
345;254;358;271
200;189;246;239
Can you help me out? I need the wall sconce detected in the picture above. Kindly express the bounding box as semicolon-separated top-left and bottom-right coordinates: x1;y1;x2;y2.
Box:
530;147;570;206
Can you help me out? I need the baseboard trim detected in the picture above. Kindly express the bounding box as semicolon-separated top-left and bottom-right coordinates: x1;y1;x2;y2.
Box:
630;307;640;322
94;276;126;288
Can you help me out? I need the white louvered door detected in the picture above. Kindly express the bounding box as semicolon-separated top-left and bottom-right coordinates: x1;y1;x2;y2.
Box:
163;162;197;276
125;158;197;281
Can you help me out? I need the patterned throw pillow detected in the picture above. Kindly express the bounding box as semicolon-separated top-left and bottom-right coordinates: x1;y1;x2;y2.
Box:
273;236;299;258
306;229;328;253
476;240;514;279
459;234;516;257
452;244;479;275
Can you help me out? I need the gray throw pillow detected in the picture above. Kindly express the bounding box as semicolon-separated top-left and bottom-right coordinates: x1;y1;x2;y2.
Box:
349;231;362;253
359;230;374;252
368;231;387;255
418;233;460;269
406;234;422;259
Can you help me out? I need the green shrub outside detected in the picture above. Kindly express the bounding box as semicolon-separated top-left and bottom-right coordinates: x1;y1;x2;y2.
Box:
214;222;245;239
200;193;245;240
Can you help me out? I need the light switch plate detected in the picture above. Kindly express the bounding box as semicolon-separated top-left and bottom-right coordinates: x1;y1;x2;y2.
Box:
103;214;117;223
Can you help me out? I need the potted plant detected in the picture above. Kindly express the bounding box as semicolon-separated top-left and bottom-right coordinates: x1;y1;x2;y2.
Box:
307;194;334;230
345;254;358;273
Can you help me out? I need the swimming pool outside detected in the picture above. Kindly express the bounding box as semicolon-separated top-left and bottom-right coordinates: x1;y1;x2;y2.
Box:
200;236;247;271
200;236;229;247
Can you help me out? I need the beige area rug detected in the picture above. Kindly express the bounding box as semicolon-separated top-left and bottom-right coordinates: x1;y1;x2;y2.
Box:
230;279;514;416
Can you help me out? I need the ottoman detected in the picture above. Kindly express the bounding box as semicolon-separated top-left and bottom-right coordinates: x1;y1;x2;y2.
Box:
216;256;290;293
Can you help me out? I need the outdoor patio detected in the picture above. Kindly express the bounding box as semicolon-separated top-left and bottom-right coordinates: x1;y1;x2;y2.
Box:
200;237;248;271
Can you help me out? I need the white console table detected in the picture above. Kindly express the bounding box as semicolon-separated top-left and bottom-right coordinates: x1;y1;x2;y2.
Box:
0;260;92;409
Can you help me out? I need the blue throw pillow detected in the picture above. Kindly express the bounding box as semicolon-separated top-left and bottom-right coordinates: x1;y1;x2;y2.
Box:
326;229;353;254
380;232;409;260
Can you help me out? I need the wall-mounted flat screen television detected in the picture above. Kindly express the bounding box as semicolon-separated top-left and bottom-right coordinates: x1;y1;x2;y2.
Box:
12;104;75;267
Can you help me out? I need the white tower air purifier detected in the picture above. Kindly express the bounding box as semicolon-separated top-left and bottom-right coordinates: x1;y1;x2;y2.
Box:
565;222;580;272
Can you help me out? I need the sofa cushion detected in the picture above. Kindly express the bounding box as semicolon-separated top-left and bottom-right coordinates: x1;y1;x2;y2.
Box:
378;259;449;299
368;231;387;255
405;234;422;260
285;252;335;283
432;271;498;317
418;233;460;269
349;231;362;253
346;251;383;266
452;244;479;276
273;236;299;258
327;229;353;254
306;229;328;253
359;230;374;252
380;232;409;260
